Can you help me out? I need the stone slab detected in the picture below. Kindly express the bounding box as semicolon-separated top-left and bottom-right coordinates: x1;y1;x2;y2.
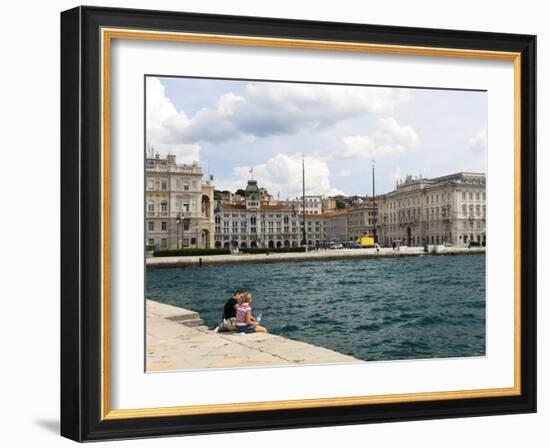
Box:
146;300;362;371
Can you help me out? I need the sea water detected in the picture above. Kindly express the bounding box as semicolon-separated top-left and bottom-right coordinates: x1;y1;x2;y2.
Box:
146;254;485;362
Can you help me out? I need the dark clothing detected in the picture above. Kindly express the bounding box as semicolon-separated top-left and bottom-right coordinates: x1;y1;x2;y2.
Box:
223;297;238;320
237;324;256;334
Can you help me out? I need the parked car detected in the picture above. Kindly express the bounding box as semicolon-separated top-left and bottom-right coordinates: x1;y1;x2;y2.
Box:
330;243;344;249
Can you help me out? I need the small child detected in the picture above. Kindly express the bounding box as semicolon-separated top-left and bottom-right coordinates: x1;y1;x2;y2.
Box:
235;292;267;334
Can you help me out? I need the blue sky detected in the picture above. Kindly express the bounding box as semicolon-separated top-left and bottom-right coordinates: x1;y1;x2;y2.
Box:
146;76;487;199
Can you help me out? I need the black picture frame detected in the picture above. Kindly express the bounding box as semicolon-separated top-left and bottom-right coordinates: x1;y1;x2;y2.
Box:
61;5;536;442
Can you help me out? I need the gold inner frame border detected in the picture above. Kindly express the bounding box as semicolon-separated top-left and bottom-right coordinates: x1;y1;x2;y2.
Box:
100;27;522;421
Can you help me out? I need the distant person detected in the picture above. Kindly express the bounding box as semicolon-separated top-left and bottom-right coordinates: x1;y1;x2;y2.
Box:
235;292;267;334
215;290;243;332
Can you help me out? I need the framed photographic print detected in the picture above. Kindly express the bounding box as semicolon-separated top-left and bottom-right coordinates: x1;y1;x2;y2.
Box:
60;6;536;442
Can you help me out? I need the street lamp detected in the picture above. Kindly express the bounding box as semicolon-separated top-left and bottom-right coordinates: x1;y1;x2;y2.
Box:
176;212;183;249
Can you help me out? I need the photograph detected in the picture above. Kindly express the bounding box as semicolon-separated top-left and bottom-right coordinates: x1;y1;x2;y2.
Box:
57;4;537;442
144;76;488;372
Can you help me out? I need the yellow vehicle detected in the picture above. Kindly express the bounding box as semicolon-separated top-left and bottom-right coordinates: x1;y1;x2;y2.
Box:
356;236;375;248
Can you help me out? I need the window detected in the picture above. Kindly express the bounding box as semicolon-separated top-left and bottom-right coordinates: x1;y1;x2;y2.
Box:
161;202;168;212
161;221;167;231
183;219;190;231
182;202;189;212
190;238;196;245
147;221;154;231
183;181;189;191
148;238;155;246
161;180;167;190
161;238;167;248
476;192;480;200
469;192;473;200
147;201;155;212
146;178;155;190
462;192;466;200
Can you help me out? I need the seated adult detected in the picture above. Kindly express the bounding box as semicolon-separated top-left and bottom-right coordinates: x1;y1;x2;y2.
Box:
215;290;242;332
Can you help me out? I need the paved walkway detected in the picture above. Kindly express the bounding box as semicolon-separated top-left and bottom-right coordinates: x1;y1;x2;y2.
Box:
147;246;485;268
146;300;361;371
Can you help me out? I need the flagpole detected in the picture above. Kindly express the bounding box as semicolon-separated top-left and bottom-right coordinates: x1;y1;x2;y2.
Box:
372;159;377;244
302;154;307;249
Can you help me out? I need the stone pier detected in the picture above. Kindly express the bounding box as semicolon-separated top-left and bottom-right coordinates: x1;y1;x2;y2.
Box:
146;246;485;268
146;300;361;371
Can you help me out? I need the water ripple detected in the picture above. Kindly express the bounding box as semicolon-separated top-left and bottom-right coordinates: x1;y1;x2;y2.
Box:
146;254;486;362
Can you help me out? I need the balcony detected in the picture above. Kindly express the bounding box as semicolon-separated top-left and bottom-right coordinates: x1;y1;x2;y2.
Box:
145;164;202;175
146;211;201;219
146;211;170;218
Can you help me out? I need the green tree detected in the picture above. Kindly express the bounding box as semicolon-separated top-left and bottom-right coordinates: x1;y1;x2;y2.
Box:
336;199;347;210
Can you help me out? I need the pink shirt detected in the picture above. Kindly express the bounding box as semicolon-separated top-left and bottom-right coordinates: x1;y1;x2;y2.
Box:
235;303;251;325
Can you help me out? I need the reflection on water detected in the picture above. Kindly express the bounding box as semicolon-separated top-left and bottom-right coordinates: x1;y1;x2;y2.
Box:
146;254;486;362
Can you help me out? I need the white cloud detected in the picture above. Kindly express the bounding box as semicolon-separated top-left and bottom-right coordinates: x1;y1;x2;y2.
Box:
388;166;403;183
149;81;414;144
333;168;352;178
218;153;344;199
337;117;419;159
376;117;419;147
146;77;201;163
469;128;487;154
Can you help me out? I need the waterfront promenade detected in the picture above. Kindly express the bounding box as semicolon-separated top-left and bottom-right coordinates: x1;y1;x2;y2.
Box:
146;300;361;371
147;246;485;268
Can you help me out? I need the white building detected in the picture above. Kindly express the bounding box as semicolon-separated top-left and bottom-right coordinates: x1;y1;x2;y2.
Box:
378;173;486;247
145;154;214;250
214;180;301;249
291;195;323;215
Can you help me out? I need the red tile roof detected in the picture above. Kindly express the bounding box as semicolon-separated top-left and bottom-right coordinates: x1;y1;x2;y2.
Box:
219;203;246;210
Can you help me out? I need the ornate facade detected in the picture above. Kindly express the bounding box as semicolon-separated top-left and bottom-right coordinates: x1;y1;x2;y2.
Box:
214;180;301;249
145;154;214;250
147;166;486;251
377;173;486;247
